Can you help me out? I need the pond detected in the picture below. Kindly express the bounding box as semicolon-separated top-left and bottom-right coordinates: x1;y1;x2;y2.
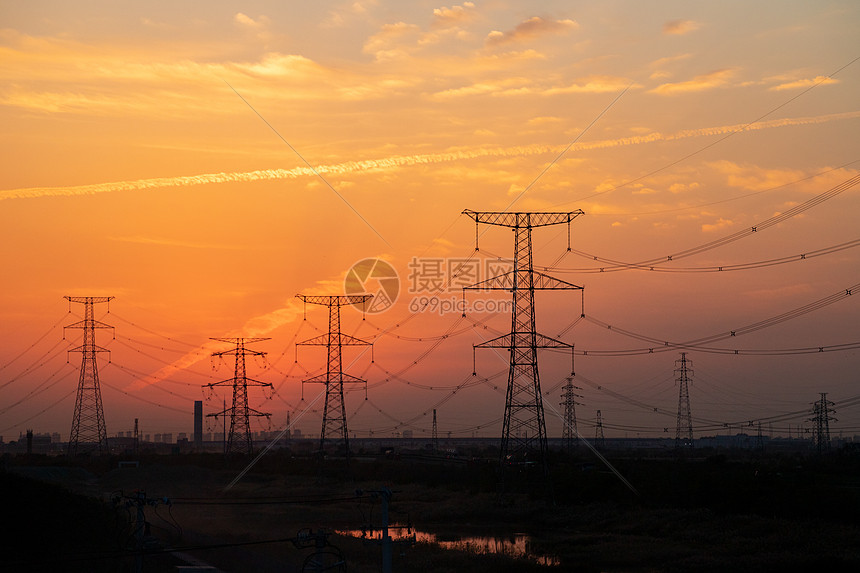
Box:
337;525;560;566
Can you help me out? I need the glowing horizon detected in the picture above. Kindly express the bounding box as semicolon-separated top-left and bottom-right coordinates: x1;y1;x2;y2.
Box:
1;1;859;442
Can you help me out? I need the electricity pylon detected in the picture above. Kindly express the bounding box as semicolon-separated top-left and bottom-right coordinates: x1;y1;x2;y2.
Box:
464;210;584;477
65;296;114;456
559;377;582;453
203;338;272;456
675;352;694;449
809;392;836;454
296;294;372;463
595;410;605;449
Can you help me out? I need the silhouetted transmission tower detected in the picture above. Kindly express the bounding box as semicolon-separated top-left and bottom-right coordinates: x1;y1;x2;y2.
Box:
675;352;694;449
595;410;606;449
559;377;582;453
296;294;372;463
463;210;583;476
65;296;114;456
203;338;273;456
809;392;836;454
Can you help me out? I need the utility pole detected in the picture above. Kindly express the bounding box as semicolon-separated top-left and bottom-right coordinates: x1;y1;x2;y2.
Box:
202;338;273;456
675;352;694;449
133;418;139;454
65;296;114;456
559;377;582;454
296;294;372;464
595;410;605;449
809;392;836;454
463;210;583;478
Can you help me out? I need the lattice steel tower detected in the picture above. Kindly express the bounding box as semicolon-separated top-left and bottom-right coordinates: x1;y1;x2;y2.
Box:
464;210;583;475
296;294;372;462
203;338;272;456
675;352;694;449
595;410;606;449
809;392;836;454
559;377;582;453
65;296;114;456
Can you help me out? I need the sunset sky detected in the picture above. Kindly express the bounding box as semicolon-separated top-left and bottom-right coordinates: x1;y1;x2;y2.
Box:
1;1;859;445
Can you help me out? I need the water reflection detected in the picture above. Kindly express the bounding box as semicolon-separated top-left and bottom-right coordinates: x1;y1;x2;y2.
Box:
337;525;560;566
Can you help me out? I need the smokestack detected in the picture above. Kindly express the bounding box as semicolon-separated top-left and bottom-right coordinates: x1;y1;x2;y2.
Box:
194;401;203;451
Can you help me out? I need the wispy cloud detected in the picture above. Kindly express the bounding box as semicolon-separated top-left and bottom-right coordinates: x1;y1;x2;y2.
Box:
4;111;857;202
650;68;736;95
663;20;700;35
109;235;241;250
486;16;578;46
125;268;367;391
769;75;839;91
701;217;733;232
432;2;477;28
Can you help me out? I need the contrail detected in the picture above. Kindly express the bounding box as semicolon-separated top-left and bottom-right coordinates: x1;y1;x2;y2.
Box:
3;111;858;202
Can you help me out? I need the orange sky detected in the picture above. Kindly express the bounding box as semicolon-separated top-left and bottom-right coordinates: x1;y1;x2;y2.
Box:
1;1;859;443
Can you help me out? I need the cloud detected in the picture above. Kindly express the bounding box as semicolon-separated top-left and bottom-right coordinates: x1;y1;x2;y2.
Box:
486;16;578;46
433;2;477;28
650;68;736;95
769;75;839;91
701;217;733;232
663;20;700;35
668;182;700;194
432;74;633;99
234;13;266;28
545;75;637;95
4;111;857;202
708;160;809;191
363;21;422;60
109;235;241;250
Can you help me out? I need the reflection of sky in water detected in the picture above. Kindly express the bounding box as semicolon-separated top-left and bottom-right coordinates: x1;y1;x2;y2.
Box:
337;525;560;566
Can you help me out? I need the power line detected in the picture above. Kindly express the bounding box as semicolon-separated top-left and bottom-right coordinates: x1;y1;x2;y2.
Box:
561;54;860;204
554;237;860;274
223;79;390;247
556;172;860;273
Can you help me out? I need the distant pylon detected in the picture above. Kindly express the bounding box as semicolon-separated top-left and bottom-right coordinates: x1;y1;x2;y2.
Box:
559;377;582;453
203;338;273;456
809;392;836;454
432;409;439;452
674;352;694;449
755;421;764;451
65;296;114;456
463;210;583;476
595;410;605;449
296;294;372;463
133;418;139;454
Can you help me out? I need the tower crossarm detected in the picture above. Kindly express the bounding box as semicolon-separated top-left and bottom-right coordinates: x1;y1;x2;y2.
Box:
65;319;115;330
463;209;584;228
474;332;574;350
297;333;372;346
303;372;367;385
296;294;372;307
204;376;272;389
464;270;582;291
